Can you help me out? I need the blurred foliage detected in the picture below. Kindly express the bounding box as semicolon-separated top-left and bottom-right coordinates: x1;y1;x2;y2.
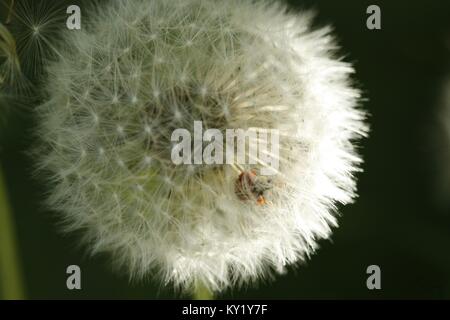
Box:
0;0;450;299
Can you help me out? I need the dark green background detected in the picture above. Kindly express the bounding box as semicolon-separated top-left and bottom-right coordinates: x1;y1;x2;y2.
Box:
1;0;450;299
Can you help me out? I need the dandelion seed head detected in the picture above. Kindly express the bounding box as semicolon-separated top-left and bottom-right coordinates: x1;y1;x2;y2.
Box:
36;0;368;293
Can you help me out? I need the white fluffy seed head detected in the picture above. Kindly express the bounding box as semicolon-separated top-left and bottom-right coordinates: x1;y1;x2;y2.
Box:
36;0;368;293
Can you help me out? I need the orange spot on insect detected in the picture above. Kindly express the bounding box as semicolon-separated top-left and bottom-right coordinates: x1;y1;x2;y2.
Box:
256;195;266;206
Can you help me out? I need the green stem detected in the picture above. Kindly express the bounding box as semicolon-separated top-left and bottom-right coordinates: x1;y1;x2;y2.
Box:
193;281;214;300
0;162;25;299
5;0;15;25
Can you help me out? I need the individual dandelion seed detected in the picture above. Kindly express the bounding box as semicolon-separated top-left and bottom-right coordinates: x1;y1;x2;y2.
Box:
0;0;69;119
4;0;69;78
35;0;368;294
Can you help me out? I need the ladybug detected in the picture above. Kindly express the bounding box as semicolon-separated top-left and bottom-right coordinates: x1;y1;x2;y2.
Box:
235;170;272;205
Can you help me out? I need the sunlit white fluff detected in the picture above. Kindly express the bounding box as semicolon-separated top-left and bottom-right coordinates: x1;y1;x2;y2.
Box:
36;0;368;293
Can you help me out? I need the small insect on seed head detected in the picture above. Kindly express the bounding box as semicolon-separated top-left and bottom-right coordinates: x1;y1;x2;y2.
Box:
235;170;273;205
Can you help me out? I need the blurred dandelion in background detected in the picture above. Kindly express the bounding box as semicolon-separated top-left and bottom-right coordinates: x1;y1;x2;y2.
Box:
0;22;25;123
0;0;73;300
432;32;450;210
435;76;450;208
0;0;26;301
